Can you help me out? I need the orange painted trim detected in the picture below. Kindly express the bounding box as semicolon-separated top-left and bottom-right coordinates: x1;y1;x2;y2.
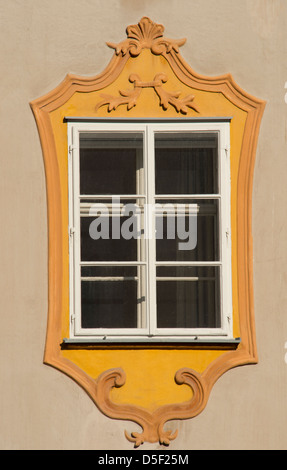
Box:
30;17;265;446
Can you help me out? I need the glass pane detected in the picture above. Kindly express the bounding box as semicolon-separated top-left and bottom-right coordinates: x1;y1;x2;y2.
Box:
81;266;145;329
155;199;219;262
80;198;145;262
81;280;137;328
80;216;137;262
156;266;221;328
155;132;218;195
80;132;143;195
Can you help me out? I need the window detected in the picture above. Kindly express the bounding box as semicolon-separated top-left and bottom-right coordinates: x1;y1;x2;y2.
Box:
68;120;232;342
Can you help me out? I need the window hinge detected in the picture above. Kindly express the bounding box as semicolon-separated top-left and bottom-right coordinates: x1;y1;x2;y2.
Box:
226;227;230;238
71;314;75;322
69;227;75;237
225;145;230;156
69;145;75;154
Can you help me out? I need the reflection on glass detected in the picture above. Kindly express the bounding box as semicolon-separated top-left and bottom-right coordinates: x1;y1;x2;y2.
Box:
80;197;145;262
156;266;221;329
155;132;218;195
81;266;146;329
80;132;143;195
155;199;219;262
81;279;138;328
80;216;138;262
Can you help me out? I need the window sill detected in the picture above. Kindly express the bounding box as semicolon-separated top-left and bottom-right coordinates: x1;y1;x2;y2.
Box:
61;336;241;350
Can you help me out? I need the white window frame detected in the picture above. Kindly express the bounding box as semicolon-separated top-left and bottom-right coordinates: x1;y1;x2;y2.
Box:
67;120;232;343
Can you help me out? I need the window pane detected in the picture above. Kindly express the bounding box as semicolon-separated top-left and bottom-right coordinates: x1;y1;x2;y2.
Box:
80;216;137;262
81;280;137;328
156;266;221;329
155;133;218;195
80;132;143;195
155;199;219;262
81;266;145;329
80;198;145;262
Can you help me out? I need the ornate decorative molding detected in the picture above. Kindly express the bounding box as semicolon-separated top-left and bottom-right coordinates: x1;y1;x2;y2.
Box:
95;73;199;114
107;16;186;57
95;367;206;448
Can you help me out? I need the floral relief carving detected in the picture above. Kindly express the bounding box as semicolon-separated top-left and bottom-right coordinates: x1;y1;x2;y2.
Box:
107;16;186;57
95;73;199;114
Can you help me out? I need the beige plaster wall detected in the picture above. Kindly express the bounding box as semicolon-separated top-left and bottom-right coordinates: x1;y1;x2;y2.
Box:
0;0;287;449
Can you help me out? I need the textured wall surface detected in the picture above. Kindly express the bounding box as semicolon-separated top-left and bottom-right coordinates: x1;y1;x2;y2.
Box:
0;0;287;450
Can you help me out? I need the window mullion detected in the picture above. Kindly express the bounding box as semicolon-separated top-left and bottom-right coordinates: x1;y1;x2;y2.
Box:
146;125;157;336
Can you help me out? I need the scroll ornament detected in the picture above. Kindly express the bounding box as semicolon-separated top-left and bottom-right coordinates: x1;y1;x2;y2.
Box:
95;367;206;447
95;73;199;114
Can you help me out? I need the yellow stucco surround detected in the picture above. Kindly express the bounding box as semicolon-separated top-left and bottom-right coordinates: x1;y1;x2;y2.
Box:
30;17;265;447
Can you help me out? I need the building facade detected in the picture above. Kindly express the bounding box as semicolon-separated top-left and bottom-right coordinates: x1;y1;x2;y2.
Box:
1;0;287;450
